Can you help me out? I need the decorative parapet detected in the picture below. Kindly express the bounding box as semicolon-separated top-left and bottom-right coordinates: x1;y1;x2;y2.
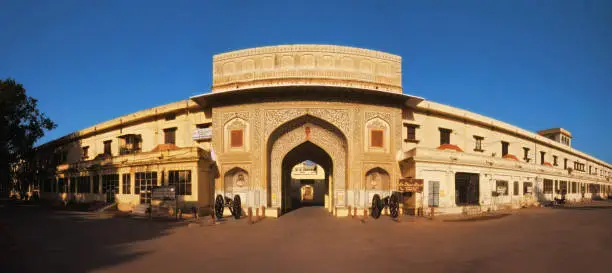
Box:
212;44;402;93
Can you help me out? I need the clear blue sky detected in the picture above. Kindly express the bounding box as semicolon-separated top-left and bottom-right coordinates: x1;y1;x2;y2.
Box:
1;0;610;163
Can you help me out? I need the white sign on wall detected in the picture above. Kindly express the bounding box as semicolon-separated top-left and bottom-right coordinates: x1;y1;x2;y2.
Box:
192;128;212;140
210;147;217;162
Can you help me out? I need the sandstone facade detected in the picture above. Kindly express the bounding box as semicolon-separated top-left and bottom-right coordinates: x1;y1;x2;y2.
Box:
36;45;611;217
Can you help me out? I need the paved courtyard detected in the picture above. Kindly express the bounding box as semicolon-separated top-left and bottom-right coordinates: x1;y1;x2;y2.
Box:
1;201;611;273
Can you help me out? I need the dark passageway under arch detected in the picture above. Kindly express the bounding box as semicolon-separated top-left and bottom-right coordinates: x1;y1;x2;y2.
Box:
281;141;332;214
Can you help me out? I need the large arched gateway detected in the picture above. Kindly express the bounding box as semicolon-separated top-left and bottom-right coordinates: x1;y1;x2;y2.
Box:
195;45;415;217
268;115;347;213
37;44;611;218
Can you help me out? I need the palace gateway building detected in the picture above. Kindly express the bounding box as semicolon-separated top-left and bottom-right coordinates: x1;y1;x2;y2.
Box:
36;45;611;217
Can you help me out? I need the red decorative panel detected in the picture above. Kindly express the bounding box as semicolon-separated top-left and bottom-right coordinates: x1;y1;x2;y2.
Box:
230;130;243;148
370;130;384;148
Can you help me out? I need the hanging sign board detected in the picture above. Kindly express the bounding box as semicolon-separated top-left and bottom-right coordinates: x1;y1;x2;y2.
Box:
152;185;176;201
398;178;424;192
150;185;177;218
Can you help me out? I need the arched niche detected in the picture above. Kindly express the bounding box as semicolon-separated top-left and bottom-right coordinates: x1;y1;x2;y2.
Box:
223;167;249;202
365;167;390;191
365;167;391;205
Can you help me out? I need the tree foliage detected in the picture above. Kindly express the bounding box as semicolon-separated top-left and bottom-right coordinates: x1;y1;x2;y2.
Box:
1;78;56;195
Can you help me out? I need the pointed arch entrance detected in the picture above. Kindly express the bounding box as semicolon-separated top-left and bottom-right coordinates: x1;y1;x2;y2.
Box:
281;142;331;213
267;115;347;214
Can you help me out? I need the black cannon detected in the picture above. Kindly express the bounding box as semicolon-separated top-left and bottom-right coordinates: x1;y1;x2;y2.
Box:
371;194;383;219
214;194;242;220
371;193;400;219
553;196;566;206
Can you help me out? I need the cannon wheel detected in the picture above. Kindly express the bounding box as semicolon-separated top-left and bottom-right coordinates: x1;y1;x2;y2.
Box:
389;194;399;219
214;195;224;219
371;194;382;219
232;195;242;219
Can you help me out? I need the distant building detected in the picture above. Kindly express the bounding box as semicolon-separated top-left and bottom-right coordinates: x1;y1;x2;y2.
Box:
36;45;611;217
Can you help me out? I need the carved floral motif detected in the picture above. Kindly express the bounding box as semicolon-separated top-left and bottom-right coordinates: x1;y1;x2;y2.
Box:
264;108;350;140
365;111;392;124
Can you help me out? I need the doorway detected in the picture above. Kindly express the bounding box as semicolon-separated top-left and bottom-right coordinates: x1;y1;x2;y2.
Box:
135;172;157;204
289;160;326;207
455;172;480;206
281;141;332;213
101;174;119;204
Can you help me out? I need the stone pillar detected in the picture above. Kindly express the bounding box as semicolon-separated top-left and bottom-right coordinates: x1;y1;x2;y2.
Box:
74;176;78;196
67;176;71;199
328;174;333;213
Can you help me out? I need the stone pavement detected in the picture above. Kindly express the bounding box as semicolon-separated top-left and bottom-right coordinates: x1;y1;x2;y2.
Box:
557;199;612;208
2;201;612;273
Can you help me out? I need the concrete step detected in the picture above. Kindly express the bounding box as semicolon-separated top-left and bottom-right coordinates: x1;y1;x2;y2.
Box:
132;204;149;216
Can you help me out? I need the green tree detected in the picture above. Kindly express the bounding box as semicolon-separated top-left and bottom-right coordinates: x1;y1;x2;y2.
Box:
1;78;56;197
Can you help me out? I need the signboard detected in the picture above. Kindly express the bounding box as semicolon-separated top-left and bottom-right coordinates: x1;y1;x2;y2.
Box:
152;185;176;201
398;178;424;192
150;185;177;218
210;147;217;162
192;128;212;141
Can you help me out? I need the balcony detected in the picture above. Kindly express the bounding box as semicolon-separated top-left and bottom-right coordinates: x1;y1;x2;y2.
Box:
56;147;213;173
119;147;141;155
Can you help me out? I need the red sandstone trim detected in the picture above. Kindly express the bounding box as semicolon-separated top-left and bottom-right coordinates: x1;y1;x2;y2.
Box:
437;144;463;152
503;154;519;161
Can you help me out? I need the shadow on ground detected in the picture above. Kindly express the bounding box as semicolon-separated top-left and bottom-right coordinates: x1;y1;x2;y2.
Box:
441;213;512;222
0;200;187;273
